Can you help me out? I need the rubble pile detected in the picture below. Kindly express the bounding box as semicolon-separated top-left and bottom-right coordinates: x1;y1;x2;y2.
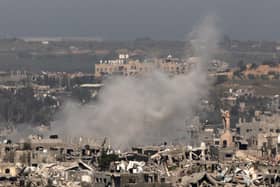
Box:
0;111;278;186
0;133;278;187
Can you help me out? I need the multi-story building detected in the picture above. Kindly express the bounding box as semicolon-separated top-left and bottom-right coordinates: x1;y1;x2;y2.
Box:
236;114;280;155
94;54;195;77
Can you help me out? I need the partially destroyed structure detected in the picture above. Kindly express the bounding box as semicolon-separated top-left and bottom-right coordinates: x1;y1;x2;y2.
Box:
0;110;279;187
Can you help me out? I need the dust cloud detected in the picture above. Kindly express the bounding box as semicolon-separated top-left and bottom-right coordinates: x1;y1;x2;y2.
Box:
52;16;220;149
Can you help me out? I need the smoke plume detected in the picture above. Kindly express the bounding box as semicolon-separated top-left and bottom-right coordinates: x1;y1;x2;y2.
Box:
52;16;220;149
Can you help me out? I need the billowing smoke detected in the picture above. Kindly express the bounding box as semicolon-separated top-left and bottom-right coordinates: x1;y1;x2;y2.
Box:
52;16;220;149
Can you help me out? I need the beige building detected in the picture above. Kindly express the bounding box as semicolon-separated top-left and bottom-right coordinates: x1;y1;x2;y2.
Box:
0;163;19;177
219;111;234;148
94;55;192;77
236;114;280;157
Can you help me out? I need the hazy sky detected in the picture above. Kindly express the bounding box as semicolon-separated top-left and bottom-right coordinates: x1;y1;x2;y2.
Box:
0;0;279;40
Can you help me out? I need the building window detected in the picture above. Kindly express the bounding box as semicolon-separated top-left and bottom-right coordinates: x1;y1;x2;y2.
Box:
222;140;227;148
128;178;136;184
225;153;232;158
5;168;10;174
237;127;240;134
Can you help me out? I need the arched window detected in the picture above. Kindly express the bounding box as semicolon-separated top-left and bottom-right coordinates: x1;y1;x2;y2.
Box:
222;140;227;148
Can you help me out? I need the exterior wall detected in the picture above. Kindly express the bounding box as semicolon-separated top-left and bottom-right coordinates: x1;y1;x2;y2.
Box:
257;133;279;153
94;172;112;187
14;150;31;165
218;148;234;161
120;173;171;187
236;115;280;149
220;131;233;148
94;60;189;77
95;61;154;77
0;164;18;177
199;130;214;146
237;121;280;138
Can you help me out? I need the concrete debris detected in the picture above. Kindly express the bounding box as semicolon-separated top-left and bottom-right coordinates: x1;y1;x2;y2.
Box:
0;137;278;187
0;110;279;186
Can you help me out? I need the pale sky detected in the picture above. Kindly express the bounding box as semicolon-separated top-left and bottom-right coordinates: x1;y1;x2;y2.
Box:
0;0;279;40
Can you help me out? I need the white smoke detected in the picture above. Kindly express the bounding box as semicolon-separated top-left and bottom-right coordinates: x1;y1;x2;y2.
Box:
52;16;220;149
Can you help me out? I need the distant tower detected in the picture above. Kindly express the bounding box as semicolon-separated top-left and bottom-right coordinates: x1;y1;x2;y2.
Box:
220;110;233;148
222;110;231;131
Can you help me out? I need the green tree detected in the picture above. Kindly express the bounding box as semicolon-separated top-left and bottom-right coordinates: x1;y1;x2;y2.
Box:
98;149;119;171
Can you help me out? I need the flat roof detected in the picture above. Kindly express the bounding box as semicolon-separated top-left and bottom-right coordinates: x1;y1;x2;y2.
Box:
80;83;104;88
